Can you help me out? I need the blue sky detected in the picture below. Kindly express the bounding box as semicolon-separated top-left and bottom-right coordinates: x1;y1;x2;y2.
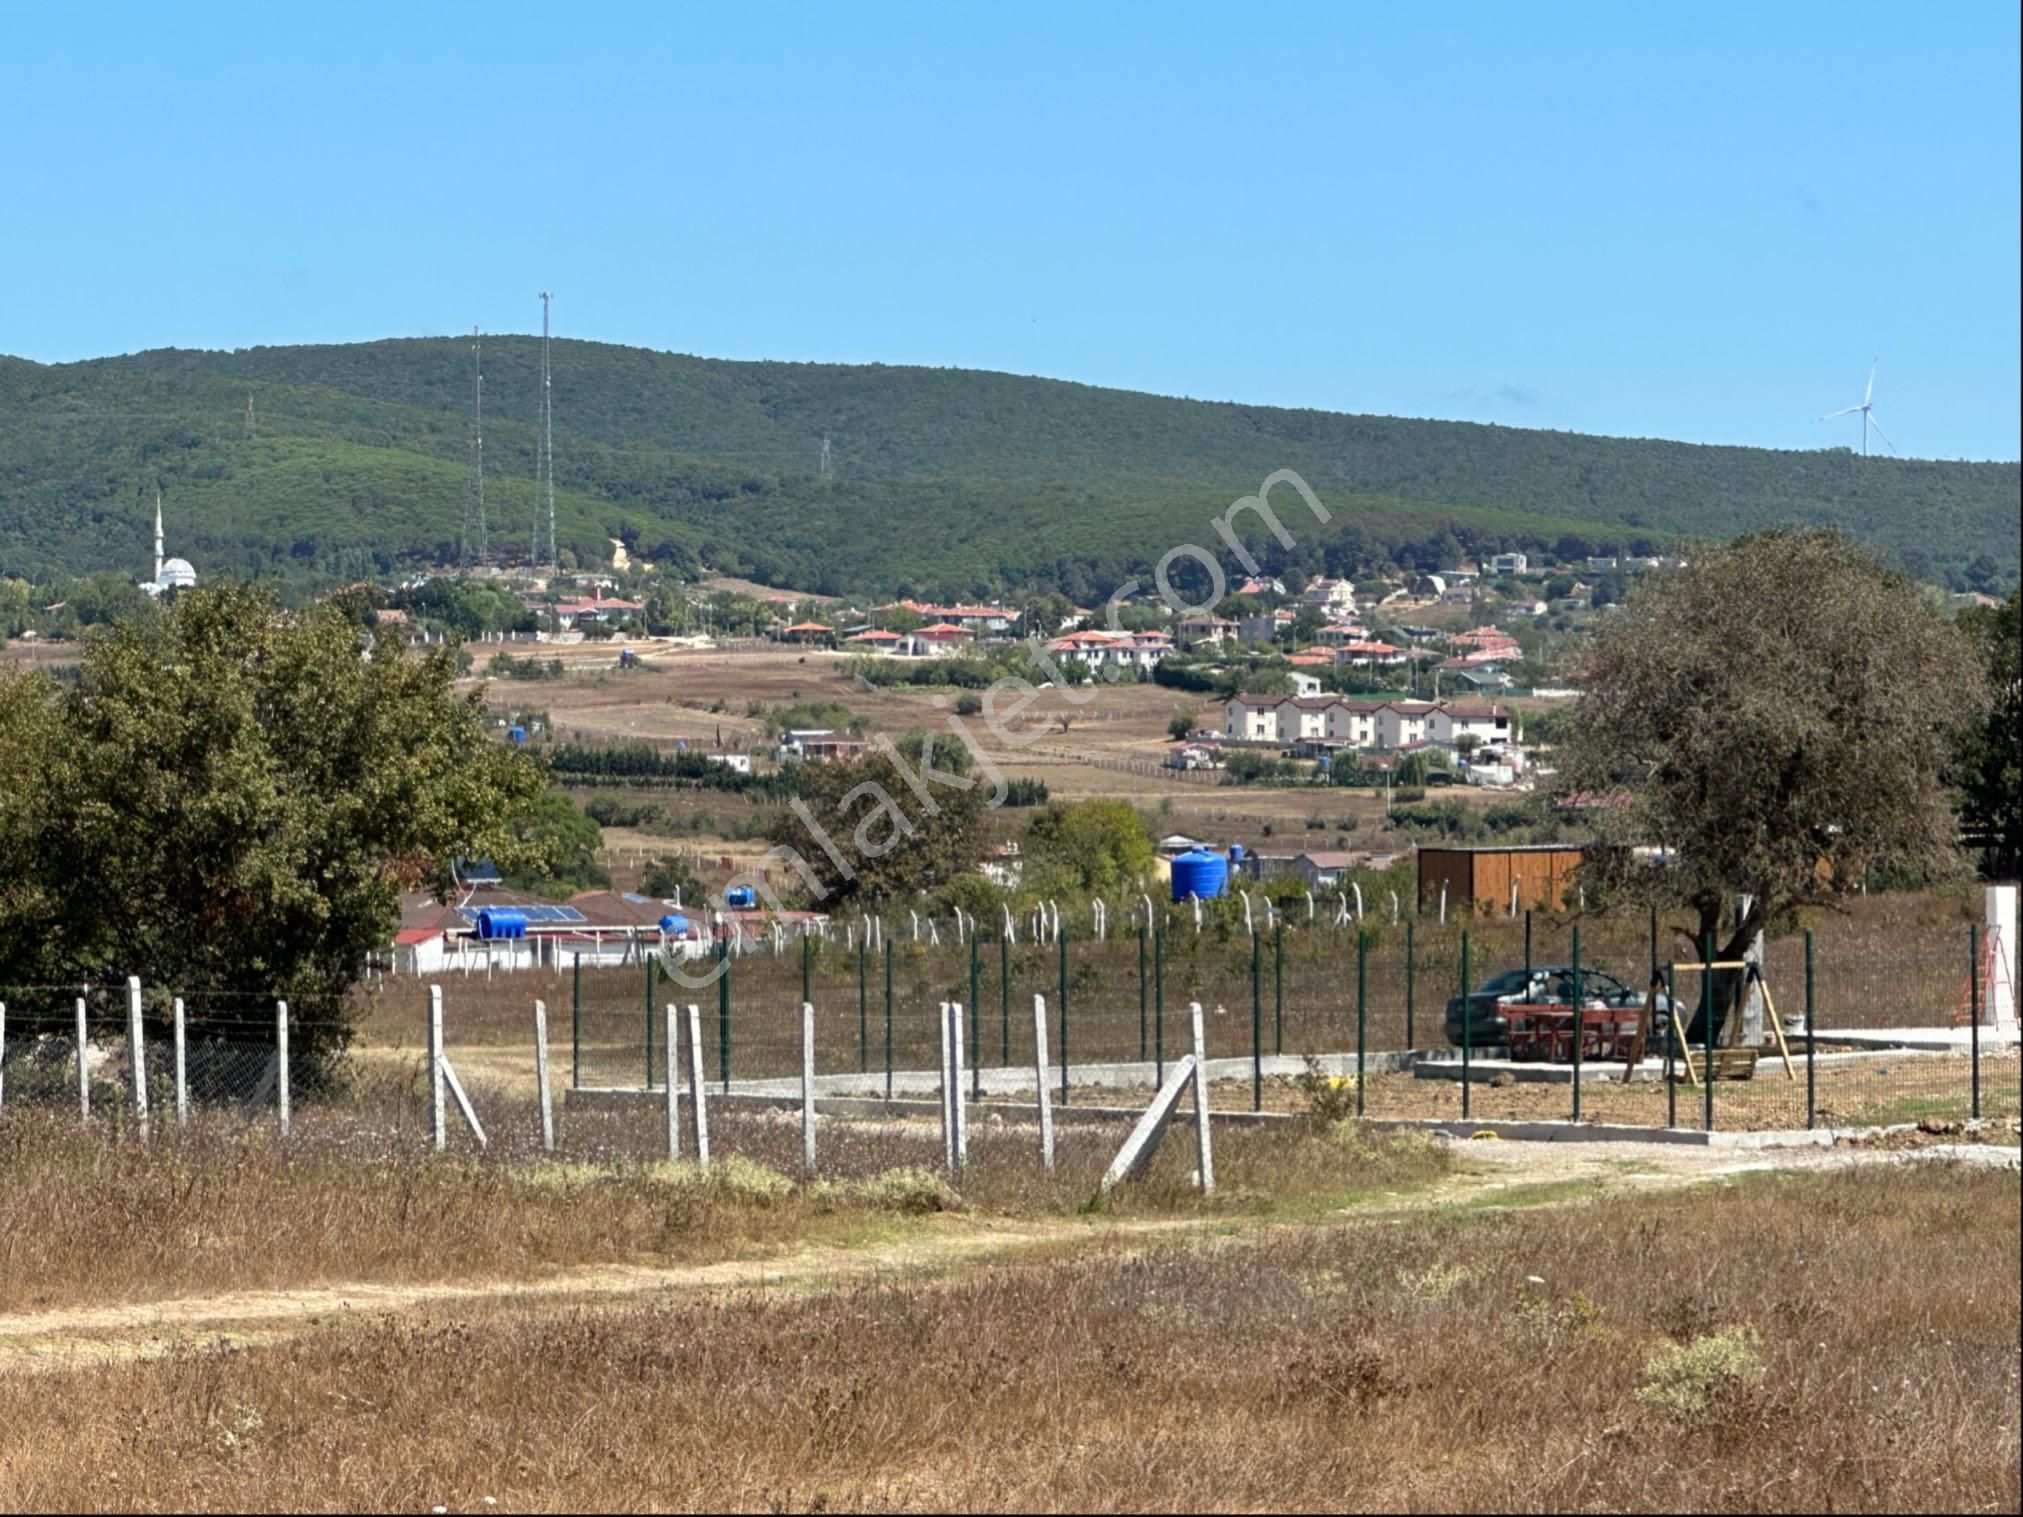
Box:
10;1;2019;459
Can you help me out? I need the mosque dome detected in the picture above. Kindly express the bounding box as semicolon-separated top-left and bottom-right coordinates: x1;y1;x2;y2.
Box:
157;558;198;590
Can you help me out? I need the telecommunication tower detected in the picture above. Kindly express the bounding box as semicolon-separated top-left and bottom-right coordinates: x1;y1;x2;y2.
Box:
459;328;488;570
533;293;557;572
818;434;834;486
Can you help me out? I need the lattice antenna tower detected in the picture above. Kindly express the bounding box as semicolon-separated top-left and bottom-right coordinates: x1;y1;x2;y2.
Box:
818;434;834;486
460;328;487;570
534;293;557;572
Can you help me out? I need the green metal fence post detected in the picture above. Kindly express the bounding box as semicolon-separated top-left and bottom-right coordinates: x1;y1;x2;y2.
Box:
717;941;730;1092
969;932;982;1100
1804;931;1816;1129
1137;921;1148;1062
1460;931;1473;1121
802;932;811;1008
1355;930;1368;1118
1405;917;1416;1049
1523;909;1533;986
645;956;656;1089
1251;928;1264;1113
1570;924;1583;1124
1648;904;1658;986
1153;924;1165;1084
1058;926;1069;1105
1000;930;1011;1067
883;937;894;1102
1969;923;1981;1120
571;952;582;1090
858;937;868;1075
1273;919;1285;1056
1701;932;1715;1132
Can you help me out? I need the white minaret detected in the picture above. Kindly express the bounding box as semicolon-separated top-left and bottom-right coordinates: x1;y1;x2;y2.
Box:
153;493;165;584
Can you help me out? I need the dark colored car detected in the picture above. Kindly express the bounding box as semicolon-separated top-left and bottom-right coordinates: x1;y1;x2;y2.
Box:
1444;965;1671;1050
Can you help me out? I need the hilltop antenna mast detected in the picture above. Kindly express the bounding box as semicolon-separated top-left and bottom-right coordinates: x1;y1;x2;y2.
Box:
534;292;557;573
245;392;256;438
818;434;834;486
460;328;488;570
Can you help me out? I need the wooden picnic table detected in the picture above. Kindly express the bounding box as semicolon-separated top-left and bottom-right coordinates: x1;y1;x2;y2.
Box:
1502;1004;1641;1064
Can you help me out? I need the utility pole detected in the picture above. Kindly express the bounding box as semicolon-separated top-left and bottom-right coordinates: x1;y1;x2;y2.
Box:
818;434;834;486
534;293;556;573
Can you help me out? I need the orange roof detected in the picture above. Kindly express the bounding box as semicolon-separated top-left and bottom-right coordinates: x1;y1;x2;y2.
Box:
847;629;904;643
782;621;833;634
917;622;970;636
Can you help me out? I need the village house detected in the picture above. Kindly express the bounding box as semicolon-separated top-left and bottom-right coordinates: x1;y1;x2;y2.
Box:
1301;577;1356;612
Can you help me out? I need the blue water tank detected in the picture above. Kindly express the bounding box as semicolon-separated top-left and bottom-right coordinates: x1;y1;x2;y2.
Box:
507;725;527;746
659;913;692;936
476;908;527;940
1170;849;1229;902
724;885;757;910
1228;843;1246;865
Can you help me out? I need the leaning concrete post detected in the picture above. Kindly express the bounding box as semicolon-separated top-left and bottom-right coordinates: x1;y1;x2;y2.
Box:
127;977;149;1139
1032;993;1055;1172
172;997;188;1128
664;1002;682;1159
76;995;90;1120
428;984;446;1153
533;999;555;1153
686;1003;710;1167
801;1000;817;1173
1189;999;1214;1192
275;1001;290;1137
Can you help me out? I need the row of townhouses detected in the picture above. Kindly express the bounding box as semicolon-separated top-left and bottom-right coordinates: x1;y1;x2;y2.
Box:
1224;694;1510;751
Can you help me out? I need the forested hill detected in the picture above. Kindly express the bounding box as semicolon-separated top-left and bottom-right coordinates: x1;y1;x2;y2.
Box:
1;339;2014;597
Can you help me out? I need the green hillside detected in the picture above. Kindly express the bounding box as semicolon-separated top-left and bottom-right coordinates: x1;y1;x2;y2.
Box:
1;340;2014;597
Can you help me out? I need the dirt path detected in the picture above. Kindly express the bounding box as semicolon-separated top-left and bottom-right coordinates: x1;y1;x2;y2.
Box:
0;1138;2009;1375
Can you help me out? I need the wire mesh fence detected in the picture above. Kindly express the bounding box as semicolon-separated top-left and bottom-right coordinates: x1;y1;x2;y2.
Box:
2;907;2014;1149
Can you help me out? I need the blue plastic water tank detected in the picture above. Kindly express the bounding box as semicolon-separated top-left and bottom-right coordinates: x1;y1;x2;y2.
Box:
724;885;757;910
1170;849;1229;902
659;913;691;936
1228;843;1246;865
507;725;527;746
476;908;528;940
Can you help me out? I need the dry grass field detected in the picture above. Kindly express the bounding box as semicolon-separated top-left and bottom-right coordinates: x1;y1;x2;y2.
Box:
0;1132;2013;1512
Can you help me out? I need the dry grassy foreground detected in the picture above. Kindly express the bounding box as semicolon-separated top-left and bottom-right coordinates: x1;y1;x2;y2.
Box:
0;1163;2014;1512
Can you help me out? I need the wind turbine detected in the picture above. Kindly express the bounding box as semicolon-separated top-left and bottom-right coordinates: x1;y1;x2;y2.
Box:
1820;359;1895;456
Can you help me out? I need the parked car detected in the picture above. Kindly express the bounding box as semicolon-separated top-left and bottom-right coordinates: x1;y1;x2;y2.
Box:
1444;965;1671;1050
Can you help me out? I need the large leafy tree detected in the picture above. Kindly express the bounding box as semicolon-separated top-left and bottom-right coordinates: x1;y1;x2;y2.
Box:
1021;799;1155;899
763;732;988;904
1956;590;2022;879
1556;531;1984;962
0;584;543;1041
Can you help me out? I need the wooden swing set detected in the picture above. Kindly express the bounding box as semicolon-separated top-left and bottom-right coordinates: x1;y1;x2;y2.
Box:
1622;961;1797;1084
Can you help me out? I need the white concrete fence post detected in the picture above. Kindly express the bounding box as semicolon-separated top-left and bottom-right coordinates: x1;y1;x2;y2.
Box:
127;976;149;1140
938;1000;955;1172
76;995;90;1120
533;999;555;1153
0;1000;7;1118
664;1002;681;1160
173;997;188;1128
801;1000;817;1174
428;984;446;1153
686;1003;710;1167
1032;993;1055;1172
275;1000;291;1138
1189;999;1214;1193
949;1001;967;1176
